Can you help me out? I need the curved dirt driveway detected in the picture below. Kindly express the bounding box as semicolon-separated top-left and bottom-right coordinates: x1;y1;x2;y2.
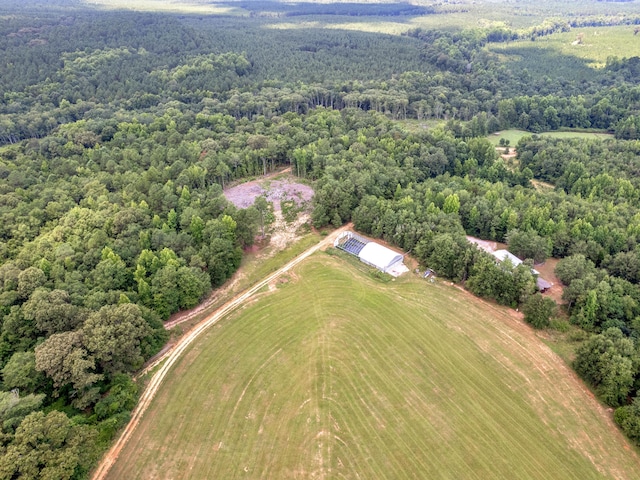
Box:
91;226;350;480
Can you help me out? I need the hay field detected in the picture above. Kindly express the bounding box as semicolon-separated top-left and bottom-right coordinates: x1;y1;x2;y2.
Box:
107;254;640;479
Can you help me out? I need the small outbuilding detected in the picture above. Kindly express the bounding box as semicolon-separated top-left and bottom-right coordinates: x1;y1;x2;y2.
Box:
536;277;553;292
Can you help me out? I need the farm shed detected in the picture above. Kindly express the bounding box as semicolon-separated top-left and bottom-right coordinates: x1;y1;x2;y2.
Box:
491;249;553;292
536;277;553;293
491;250;539;274
358;242;404;273
335;231;406;275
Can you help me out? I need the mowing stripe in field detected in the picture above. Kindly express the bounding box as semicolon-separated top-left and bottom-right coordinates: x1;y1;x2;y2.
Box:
107;254;640;479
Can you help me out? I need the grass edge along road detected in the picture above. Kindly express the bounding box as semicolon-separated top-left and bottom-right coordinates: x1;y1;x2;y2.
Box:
90;225;351;480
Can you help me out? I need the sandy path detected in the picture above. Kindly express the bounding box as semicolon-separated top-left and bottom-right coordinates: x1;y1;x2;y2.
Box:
91;225;350;480
162;267;244;330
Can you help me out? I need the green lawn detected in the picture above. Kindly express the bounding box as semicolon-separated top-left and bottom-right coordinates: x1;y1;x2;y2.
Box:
492;26;640;69
488;129;614;146
107;254;640;479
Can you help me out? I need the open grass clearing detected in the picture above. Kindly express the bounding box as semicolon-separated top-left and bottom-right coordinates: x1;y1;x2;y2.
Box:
266;18;411;35
492;26;640;69
107;254;640;479
81;0;246;14
264;11;538;36
488;129;614;146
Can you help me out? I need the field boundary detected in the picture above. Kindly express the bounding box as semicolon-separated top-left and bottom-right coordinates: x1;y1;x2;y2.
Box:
91;225;350;480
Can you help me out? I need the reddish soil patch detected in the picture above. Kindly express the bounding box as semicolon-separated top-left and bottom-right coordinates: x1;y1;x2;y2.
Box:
224;177;314;211
534;258;565;304
244;244;260;255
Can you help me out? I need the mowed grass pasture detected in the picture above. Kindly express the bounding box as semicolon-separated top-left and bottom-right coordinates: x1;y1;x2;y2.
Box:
107;254;640;479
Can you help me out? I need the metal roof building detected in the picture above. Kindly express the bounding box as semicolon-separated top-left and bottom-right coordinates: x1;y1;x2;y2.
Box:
335;231;406;275
358;242;404;273
492;249;540;275
491;249;553;291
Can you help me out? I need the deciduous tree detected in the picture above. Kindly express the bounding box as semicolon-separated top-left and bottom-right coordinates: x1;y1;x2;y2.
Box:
522;293;556;329
574;328;638;407
83;304;152;375
0;411;95;480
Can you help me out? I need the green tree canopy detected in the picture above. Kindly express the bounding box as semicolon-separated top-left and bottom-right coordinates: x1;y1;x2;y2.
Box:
2;351;43;394
35;331;102;409
83;304;153;375
574;328;639;407
522;293;556;329
506;229;551;264
22;289;85;336
0;411;95;480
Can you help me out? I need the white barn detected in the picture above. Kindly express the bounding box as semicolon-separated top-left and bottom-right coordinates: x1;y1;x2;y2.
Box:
492;249;539;275
491;249;553;292
358;242;404;273
334;231;407;276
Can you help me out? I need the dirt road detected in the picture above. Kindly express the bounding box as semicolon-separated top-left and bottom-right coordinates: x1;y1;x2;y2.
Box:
91;225;350;480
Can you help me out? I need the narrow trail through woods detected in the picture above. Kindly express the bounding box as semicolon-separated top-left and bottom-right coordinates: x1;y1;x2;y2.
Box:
91;225;350;480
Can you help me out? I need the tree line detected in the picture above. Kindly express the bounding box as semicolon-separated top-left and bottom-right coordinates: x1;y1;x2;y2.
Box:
3;11;640;147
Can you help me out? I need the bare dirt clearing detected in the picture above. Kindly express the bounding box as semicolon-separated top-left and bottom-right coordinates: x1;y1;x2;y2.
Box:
268;210;311;253
534;258;564;304
466;235;497;253
532;179;557;192
224;176;314;211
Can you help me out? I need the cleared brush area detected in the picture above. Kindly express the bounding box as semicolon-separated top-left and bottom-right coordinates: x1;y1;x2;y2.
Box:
107;254;640;480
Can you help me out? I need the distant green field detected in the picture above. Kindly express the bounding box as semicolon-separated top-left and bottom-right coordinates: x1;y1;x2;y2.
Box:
491;26;640;69
79;0;640;37
107;254;640;480
82;0;247;14
266;18;411;35
488;129;614;146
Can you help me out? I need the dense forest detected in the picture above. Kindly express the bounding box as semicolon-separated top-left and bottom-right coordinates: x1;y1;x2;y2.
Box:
3;0;640;477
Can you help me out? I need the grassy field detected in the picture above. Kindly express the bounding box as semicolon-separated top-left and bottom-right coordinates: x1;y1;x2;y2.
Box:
81;0;246;14
491;26;640;69
488;129;614;146
107;254;640;480
78;0;640;39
